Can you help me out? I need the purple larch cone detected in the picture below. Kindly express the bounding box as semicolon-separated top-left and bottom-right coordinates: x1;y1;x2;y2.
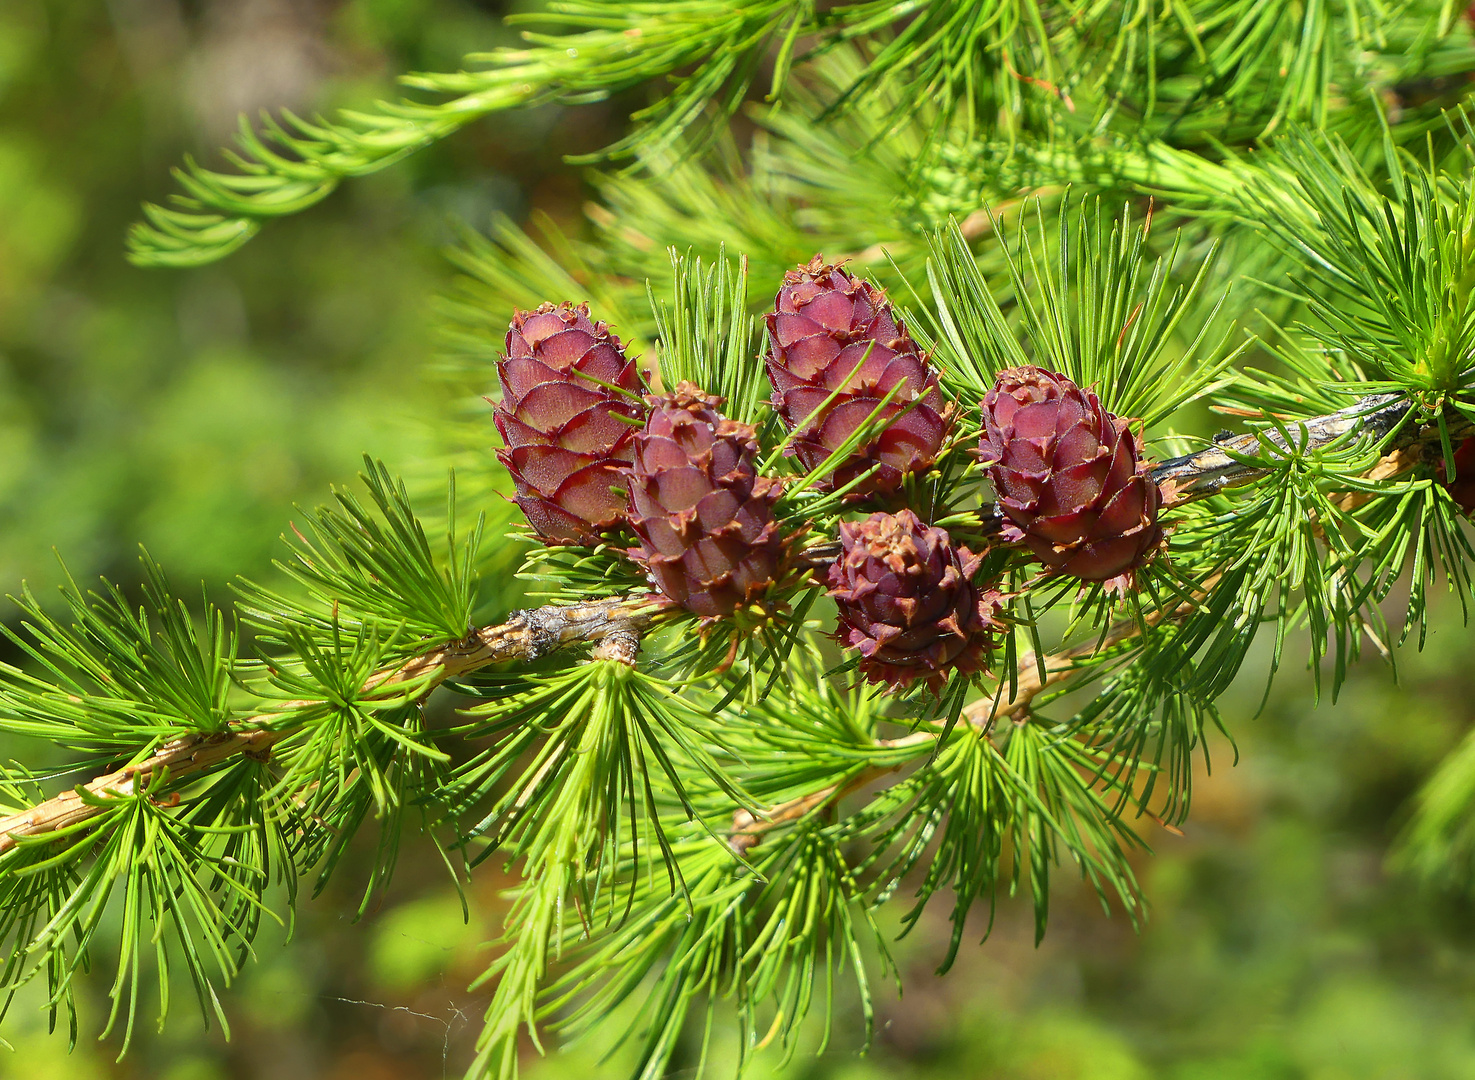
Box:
627;382;788;618
493;302;644;544
979;366;1164;589
765;257;953;498
828;509;1006;694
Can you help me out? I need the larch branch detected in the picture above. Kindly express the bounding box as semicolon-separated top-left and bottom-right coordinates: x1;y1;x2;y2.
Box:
0;389;1444;855
723;391;1437;849
727;581;1205;853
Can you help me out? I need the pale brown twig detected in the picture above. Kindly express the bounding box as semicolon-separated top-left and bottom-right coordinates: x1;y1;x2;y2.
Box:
0;595;673;854
1151;392;1411;500
724;584;1204;853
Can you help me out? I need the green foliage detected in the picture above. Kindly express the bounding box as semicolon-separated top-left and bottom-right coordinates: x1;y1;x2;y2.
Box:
0;556;236;750
648;251;766;425
539;824;886;1080
1254;130;1475;395
920;202;1238;424
14;1;1475;1079
236;457;484;653
860;721;1145;966
0;465;495;1058
126;0;1475;271
462;658;758;1078
127;0;1030;268
0;751;290;1059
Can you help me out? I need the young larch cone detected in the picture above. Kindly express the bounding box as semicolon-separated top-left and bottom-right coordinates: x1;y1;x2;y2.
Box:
1438;436;1475;514
979;366;1164;589
494;302;644;545
627;382;787;618
828;510;1006;694
765;257;952;497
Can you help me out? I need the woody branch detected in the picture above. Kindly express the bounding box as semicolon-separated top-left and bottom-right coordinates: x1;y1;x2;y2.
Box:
0;392;1442;853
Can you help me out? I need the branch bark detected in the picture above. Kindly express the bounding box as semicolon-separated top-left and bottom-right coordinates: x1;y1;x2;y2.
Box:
1149;392;1411;500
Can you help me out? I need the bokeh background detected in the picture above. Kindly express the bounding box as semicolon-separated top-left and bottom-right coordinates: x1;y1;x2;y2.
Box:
5;3;1475;1078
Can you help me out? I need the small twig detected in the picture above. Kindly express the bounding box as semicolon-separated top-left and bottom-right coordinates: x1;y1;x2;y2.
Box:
725;576;1222;852
1150;392;1411;500
0;597;673;853
729;765;897;855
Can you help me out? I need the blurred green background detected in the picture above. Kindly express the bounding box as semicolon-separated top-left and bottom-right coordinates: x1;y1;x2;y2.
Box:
5;3;1475;1079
